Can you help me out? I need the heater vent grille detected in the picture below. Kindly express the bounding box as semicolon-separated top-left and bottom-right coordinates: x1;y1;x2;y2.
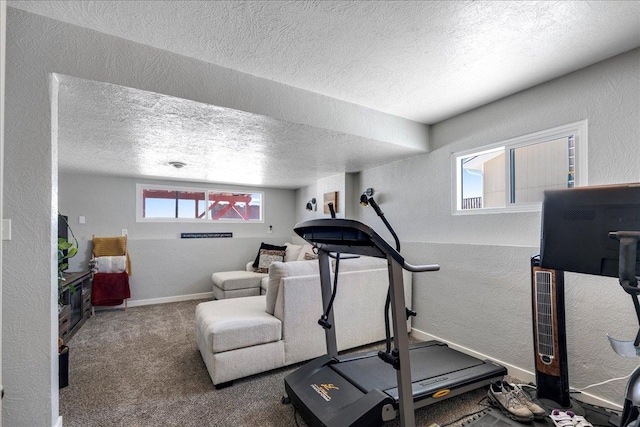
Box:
535;270;555;363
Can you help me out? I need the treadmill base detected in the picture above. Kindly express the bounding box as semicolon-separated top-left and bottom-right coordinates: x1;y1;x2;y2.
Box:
284;341;507;427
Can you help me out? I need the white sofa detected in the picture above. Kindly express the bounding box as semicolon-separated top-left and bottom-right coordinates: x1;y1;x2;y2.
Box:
196;256;412;387
210;243;316;299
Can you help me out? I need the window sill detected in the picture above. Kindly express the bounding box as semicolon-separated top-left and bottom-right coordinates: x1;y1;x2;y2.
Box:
452;203;541;215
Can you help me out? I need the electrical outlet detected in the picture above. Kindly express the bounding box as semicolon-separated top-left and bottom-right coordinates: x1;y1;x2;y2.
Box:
268;225;273;234
122;229;128;236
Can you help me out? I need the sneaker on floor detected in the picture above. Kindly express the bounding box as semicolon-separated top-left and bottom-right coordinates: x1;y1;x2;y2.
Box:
488;381;535;422
510;383;547;420
550;410;580;427
553;410;594;427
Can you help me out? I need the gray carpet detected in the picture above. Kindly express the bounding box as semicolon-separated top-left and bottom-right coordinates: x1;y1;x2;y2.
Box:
60;299;504;426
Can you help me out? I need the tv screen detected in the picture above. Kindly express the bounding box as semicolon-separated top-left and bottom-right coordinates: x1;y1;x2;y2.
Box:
539;183;640;278
58;214;69;241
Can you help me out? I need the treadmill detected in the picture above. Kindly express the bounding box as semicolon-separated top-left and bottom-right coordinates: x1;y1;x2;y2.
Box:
284;218;507;427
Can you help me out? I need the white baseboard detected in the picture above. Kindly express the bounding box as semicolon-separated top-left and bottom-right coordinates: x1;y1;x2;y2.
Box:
93;292;213;311
54;415;63;427
410;327;622;411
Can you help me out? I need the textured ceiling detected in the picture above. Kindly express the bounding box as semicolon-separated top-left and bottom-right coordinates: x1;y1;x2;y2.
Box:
11;1;640;123
56;75;423;188
9;1;640;188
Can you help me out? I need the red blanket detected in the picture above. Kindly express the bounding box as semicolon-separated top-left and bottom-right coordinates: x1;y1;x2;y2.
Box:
92;272;130;306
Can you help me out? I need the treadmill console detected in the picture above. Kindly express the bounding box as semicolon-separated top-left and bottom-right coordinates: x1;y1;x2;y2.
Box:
294;218;405;265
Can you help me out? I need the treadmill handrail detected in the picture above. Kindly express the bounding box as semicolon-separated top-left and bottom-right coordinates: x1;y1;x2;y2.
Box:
403;262;440;273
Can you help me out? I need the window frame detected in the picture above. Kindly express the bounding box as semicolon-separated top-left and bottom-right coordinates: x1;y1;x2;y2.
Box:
451;120;588;215
136;183;264;223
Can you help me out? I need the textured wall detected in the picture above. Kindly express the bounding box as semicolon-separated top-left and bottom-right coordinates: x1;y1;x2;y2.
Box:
0;1;5;423
359;48;640;405
344;172;360;220
59;174;296;301
360;48;640;247
316;173;348;219
294;172;364;227
294;182;319;229
4;15;57;427
3;8;426;425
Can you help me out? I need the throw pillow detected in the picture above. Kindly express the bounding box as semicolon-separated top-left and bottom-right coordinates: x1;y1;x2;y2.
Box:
252;242;287;268
256;249;285;273
284;242;304;262
303;252;318;260
296;244;315;261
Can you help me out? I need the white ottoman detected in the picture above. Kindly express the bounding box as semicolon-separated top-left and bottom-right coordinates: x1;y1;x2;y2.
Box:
195;296;285;387
211;270;267;300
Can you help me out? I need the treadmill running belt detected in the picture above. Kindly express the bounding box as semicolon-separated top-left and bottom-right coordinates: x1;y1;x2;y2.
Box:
332;343;486;394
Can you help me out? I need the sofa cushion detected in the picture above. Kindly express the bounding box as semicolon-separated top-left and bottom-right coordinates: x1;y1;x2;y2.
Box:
252;242;287;268
195;296;281;353
337;255;386;272
266;260;319;315
209;341;285;385
211;270;267;291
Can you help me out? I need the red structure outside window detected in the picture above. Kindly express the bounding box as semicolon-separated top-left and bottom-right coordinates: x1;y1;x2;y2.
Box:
142;189;261;220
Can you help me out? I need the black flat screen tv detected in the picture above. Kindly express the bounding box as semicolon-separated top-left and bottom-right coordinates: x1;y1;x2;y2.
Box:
539;183;640;278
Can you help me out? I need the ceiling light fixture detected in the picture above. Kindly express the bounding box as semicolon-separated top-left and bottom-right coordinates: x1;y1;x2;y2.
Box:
168;161;187;169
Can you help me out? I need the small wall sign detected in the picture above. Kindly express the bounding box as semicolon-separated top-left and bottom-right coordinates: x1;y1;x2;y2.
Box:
181;232;233;239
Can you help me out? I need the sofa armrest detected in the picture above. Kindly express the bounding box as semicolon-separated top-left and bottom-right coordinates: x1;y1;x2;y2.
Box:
246;261;257;272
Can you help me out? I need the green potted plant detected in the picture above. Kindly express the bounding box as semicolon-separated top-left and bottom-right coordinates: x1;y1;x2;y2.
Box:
58;214;78;299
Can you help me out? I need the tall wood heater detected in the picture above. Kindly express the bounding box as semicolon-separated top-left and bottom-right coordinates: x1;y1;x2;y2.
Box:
531;256;571;408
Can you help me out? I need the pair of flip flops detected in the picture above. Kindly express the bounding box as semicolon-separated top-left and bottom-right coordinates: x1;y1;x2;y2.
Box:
550;410;593;427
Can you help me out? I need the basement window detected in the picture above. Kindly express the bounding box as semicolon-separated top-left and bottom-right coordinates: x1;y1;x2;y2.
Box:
452;121;588;214
137;184;263;222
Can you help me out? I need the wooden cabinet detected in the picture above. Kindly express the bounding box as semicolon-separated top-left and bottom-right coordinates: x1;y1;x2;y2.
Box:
58;304;71;343
58;271;92;343
82;287;92;318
